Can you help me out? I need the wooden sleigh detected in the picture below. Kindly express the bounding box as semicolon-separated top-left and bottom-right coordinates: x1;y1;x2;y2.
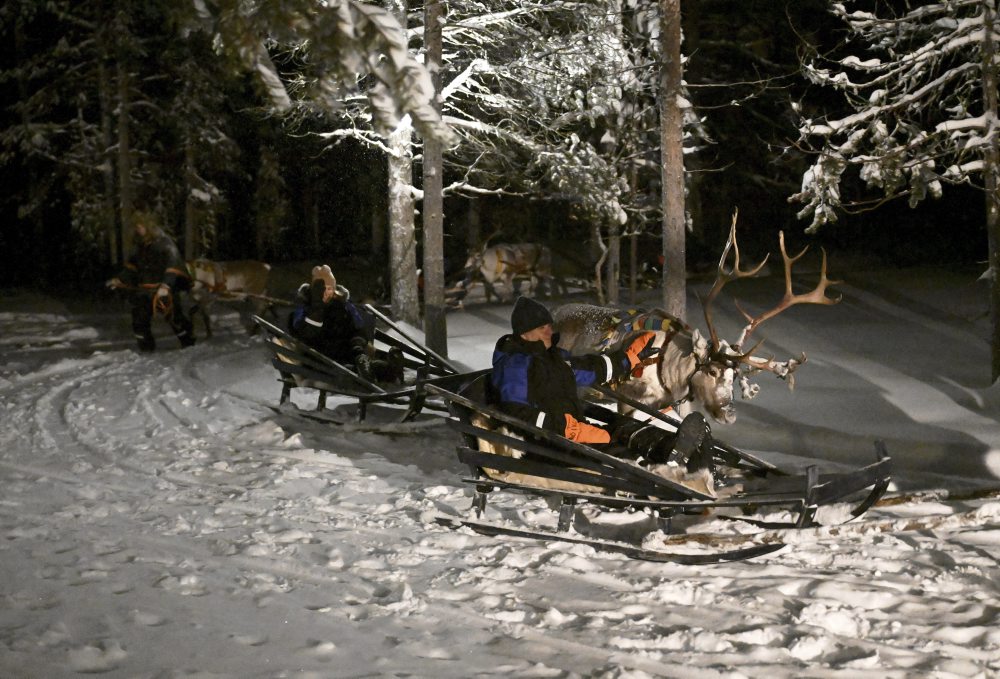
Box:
426;374;892;563
252;310;487;423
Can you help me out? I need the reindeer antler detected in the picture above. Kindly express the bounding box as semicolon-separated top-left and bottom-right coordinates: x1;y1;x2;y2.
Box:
701;208;769;353
733;230;842;349
699;209;843;395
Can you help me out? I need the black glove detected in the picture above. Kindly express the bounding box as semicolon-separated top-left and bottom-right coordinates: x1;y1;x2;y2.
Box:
350;336;369;357
308;280;326;311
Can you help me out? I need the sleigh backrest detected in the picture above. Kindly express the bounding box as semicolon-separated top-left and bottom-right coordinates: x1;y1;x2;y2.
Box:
453;374;509;455
254;315;382;396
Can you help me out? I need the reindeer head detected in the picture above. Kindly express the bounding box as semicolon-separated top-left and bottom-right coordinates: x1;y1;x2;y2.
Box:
463;228;503;277
687;328;738;424
629;324;738;424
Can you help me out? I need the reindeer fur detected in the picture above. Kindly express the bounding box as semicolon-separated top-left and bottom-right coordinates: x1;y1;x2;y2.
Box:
553;303;737;424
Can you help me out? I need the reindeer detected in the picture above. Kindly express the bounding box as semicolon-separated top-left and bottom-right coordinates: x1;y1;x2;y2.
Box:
553;210;841;423
458;230;554;303
187;259;274;338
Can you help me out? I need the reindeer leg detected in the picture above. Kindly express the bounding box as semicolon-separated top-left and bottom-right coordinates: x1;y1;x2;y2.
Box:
483;280;499;304
239;298;256;335
509;275;521;302
194;299;212;339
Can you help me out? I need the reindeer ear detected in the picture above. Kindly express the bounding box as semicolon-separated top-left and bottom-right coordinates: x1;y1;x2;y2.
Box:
691;328;710;358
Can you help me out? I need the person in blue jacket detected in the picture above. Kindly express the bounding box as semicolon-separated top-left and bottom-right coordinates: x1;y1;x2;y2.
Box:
288;265;403;383
491;296;712;468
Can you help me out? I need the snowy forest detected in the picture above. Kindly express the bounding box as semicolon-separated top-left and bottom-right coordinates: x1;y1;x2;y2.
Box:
1;0;998;375
4;3;1000;675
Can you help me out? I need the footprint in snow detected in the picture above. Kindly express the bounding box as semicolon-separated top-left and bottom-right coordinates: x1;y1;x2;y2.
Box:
38;622;71;648
69;564;113;586
303;639;337;660
109;581;133;595
39;564;65;580
25;593;63;611
68;638;127;673
155;573;209;597
91;540;125;556
131;610;168;626
231;633;269;646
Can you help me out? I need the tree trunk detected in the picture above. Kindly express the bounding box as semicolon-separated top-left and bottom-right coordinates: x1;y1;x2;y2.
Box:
592;224;607;305
385;0;419;325
388;122;419;324
628;163;639;305
14;13;47;276
659;0;686;319
982;0;1000;383
466;199;481;251
303;182;319;254
370;181;386;257
422;0;447;355
607;220;620;305
629;232;638;305
98;60;119;265
184;139;197;260
117;65;134;255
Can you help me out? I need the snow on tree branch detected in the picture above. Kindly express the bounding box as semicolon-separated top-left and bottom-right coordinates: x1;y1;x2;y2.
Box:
199;0;452;143
792;0;1000;232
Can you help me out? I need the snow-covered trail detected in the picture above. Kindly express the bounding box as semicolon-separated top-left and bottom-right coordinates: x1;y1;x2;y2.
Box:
697;267;999;489
1;278;999;677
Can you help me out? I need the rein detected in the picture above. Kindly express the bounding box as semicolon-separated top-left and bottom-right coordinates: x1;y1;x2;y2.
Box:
111;283;175;319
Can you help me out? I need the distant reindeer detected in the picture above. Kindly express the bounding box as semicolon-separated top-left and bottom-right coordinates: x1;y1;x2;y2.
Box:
187;259;273;338
457;230;554;303
554;210;841;422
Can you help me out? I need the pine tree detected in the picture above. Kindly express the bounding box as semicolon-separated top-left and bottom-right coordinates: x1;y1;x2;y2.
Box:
792;0;1000;383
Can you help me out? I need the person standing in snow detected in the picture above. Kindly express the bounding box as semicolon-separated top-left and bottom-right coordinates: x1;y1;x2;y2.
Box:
288;265;404;384
107;211;195;352
491;296;714;470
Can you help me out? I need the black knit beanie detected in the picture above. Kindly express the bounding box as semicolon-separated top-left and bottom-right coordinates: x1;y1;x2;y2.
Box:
511;296;553;335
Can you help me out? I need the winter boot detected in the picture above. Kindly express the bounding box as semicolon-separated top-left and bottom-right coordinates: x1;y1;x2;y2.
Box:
135;334;156;353
354;354;374;382
626;425;672;462
386;348;406;384
609;418;648;444
657;412;711;467
177;330;196;348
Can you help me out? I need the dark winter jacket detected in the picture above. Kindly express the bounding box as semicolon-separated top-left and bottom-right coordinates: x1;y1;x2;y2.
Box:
288;285;375;364
118;233;191;292
490;333;630;436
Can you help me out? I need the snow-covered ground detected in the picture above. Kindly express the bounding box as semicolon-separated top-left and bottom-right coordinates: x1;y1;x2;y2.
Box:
1;265;999;678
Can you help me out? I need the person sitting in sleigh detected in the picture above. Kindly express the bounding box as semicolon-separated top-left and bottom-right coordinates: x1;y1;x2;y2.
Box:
491;296;715;473
288;265;404;384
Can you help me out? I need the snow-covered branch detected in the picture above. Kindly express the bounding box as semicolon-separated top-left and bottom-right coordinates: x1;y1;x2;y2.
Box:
792;1;1000;231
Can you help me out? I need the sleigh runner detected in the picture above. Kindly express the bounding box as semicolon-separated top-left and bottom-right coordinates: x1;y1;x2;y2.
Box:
426;374;892;563
252;312;486;423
